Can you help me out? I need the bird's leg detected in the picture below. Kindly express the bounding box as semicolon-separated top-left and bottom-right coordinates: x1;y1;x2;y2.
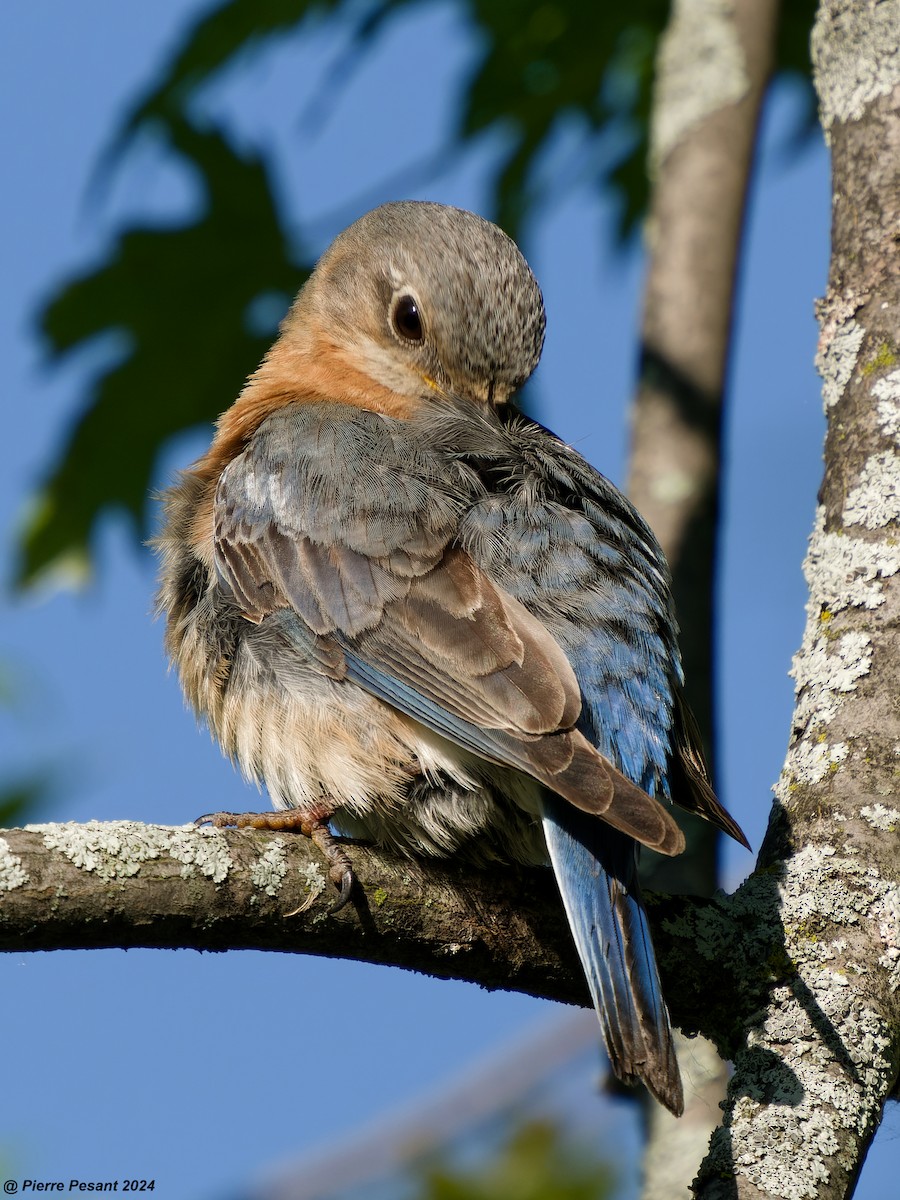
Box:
195;807;355;914
304;819;356;913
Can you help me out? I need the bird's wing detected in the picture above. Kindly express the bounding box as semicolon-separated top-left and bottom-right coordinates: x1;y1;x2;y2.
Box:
454;407;748;848
212;403;683;856
669;690;750;848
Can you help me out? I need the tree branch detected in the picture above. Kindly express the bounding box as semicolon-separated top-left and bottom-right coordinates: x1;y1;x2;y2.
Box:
0;820;745;1040
0;821;580;998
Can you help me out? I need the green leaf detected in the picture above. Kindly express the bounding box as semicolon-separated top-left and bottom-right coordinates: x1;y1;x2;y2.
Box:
19;117;306;586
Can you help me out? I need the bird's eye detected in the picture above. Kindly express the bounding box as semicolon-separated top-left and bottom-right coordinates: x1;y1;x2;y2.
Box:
391;294;424;342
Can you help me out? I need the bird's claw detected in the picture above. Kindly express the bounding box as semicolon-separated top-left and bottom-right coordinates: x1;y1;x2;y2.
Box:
192;807;355;913
329;867;356;914
308;821;356;914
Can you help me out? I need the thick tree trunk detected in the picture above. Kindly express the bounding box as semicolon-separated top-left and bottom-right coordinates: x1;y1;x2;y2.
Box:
692;3;900;1196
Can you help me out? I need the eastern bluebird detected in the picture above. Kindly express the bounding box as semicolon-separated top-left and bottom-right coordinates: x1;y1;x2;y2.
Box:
156;201;747;1115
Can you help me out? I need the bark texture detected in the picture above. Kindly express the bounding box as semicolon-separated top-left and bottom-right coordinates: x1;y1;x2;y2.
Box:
692;3;900;1196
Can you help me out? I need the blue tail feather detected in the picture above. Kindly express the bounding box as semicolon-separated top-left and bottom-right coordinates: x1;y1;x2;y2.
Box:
541;791;683;1114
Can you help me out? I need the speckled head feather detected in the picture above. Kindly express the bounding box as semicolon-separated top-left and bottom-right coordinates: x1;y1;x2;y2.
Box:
286;200;547;406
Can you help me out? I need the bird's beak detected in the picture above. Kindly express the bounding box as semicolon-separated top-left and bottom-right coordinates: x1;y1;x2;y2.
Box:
419;371;447;398
418;370;508;412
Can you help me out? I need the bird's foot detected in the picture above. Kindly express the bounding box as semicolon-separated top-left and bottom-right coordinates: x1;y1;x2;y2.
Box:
195;808;355;914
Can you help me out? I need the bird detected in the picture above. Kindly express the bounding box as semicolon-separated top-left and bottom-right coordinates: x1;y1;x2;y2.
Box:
155;200;747;1115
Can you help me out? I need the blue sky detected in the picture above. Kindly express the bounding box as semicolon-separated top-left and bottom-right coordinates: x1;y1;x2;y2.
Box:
1;3;896;1198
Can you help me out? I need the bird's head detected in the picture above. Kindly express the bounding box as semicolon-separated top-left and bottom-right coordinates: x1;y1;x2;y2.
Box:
284;201;546;410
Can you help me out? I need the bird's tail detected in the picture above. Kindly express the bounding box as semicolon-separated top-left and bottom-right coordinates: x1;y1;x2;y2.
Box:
541;792;683;1115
